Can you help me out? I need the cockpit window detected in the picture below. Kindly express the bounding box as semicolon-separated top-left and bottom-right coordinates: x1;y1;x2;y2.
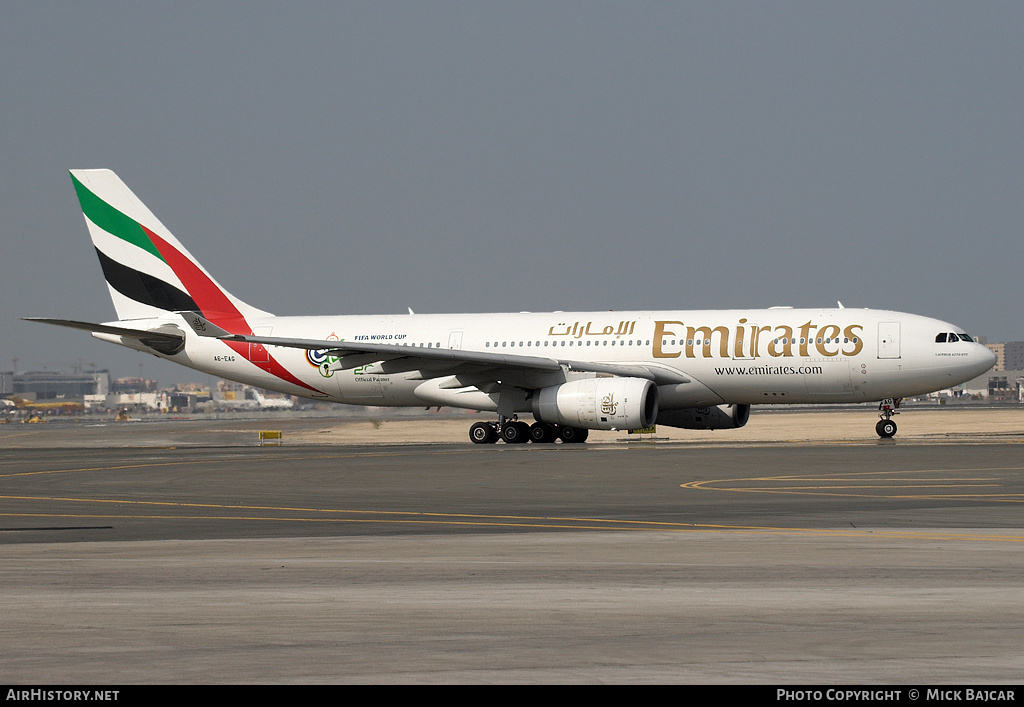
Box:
936;332;972;343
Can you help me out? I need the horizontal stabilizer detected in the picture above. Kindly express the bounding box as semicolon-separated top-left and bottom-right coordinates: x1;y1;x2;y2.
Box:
24;317;186;355
25;317;182;343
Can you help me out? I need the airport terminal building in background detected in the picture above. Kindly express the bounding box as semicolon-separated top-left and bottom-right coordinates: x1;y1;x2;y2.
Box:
0;370;188;411
0;369;110;399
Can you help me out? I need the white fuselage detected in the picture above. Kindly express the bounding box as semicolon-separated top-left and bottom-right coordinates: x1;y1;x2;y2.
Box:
101;307;997;413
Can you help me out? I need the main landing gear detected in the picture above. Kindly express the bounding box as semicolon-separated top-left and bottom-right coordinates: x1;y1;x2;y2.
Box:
468;416;589;445
875;398;900;438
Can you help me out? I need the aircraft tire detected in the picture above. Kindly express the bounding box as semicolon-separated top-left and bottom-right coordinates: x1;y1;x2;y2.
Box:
559;426;589;444
875;419;897;438
470;422;498;444
530;422;557;443
501;421;529;444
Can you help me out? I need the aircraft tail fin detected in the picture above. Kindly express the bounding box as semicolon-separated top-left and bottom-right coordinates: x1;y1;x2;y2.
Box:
70;169;270;332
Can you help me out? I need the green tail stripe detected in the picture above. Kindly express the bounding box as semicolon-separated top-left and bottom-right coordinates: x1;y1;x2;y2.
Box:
70;173;165;262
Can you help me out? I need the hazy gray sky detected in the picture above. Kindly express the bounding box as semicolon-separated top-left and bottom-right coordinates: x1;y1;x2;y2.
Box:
2;3;1021;385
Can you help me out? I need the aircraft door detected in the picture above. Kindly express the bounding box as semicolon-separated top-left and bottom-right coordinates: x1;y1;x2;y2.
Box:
730;322;757;359
877;322;901;359
250;326;272;366
448;331;463;350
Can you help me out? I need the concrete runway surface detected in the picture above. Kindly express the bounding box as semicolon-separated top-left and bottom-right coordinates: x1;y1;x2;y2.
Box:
1;412;1022;683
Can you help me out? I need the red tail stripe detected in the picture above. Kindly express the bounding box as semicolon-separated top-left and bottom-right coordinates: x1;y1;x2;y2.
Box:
222;340;321;393
142;225;322;394
142;226;248;334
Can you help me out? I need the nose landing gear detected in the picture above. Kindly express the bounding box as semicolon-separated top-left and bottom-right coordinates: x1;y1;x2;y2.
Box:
876;398;900;438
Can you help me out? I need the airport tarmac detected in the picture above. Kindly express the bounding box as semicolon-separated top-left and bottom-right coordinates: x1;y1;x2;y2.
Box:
3;405;1023;447
1;409;1022;683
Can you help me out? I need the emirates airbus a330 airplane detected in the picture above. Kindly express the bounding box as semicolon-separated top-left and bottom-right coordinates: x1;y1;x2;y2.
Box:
30;169;996;443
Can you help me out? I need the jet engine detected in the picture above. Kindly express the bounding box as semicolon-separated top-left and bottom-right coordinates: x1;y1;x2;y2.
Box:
532;377;658;431
657;404;750;430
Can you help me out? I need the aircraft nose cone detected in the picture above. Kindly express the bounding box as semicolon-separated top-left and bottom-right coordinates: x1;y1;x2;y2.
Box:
973;344;998;376
984;346;997;367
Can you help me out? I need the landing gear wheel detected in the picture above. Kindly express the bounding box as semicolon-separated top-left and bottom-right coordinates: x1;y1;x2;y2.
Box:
529;422;557;443
876;419;897;438
469;421;498;444
559;426;589;444
501;421;530;444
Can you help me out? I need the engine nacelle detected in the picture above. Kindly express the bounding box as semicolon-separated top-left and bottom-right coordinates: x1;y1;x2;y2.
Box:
657;404;750;430
532;377;658;431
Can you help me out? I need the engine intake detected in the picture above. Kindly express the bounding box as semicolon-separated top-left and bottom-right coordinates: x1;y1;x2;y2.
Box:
532;377;658;431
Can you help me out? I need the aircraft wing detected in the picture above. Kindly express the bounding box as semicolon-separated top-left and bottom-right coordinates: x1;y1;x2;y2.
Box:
225;332;686;383
182;314;688;385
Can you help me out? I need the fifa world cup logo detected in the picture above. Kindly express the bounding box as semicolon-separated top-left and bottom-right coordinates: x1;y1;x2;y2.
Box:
306;333;341;377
